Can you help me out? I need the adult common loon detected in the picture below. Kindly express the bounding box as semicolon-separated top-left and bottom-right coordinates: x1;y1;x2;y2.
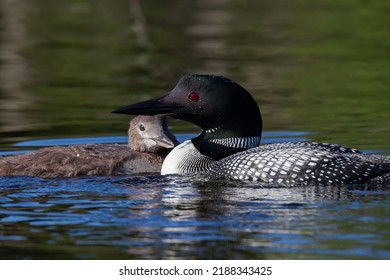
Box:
113;74;390;186
0;116;178;178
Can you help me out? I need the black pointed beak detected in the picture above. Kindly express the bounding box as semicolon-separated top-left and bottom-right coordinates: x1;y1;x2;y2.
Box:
112;95;182;116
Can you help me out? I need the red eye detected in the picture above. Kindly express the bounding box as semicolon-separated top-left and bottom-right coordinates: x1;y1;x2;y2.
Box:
188;92;200;102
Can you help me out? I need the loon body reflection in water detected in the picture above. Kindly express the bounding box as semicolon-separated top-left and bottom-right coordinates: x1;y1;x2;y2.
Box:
0;116;178;178
113;74;390;186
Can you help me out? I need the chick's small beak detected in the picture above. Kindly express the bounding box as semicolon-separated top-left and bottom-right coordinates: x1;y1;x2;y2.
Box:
152;136;176;149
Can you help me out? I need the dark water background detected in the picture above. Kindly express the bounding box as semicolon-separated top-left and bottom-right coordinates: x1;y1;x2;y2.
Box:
0;0;389;259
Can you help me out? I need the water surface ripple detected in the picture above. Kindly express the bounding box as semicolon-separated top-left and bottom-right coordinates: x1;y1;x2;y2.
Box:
1;174;389;259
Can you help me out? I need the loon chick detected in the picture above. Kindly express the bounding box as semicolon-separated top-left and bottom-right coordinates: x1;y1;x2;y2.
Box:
0;115;178;178
113;74;390;186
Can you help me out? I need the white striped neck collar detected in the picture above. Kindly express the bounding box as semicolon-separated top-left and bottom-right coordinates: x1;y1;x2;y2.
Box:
192;129;262;160
208;136;261;149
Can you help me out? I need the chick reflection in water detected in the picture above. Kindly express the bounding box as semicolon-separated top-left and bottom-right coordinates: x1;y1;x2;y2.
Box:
0;116;178;178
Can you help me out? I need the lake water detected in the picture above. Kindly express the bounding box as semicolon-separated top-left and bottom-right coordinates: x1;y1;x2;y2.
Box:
0;0;389;259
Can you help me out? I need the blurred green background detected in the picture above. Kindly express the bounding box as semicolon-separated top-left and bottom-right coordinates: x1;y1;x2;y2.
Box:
0;0;389;149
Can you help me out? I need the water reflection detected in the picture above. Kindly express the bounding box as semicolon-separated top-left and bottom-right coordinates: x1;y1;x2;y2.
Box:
126;174;389;258
0;174;389;259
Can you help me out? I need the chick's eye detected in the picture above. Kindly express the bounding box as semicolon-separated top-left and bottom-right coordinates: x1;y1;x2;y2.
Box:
188;92;200;102
139;124;145;131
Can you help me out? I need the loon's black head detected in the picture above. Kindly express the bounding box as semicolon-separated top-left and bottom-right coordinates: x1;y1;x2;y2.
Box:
113;74;263;159
113;75;262;136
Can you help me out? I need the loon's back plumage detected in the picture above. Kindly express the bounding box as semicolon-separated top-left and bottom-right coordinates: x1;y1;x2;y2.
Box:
212;142;390;186
161;140;390;186
113;74;390;186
